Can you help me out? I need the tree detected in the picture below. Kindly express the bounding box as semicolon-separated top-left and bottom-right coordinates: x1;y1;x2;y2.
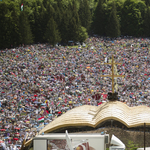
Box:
42;1;54;42
68;0;83;41
9;2;21;47
136;1;146;36
68;16;80;41
43;0;48;8
92;0;106;35
0;2;12;48
78;0;92;31
144;0;150;6
32;1;46;43
121;0;141;36
53;0;63;30
59;9;70;43
126;140;138;150
44;17;61;46
19;11;33;45
144;6;150;36
106;1;120;37
78;26;88;42
60;0;83;42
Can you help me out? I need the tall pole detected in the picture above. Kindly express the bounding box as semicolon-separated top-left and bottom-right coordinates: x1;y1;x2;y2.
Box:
144;123;146;150
112;55;114;93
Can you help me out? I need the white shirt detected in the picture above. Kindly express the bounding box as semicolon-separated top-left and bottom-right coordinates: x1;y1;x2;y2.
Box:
6;147;10;150
10;145;17;150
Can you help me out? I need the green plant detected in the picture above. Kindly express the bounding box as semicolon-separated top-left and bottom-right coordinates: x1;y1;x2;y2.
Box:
126;140;139;150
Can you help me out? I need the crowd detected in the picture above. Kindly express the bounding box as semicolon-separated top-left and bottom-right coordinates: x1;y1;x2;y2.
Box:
0;36;150;149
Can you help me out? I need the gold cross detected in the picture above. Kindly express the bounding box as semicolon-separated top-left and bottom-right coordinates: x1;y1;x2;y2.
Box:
101;55;125;93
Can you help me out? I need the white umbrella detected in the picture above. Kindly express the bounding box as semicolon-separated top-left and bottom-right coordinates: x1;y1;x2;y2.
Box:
66;86;69;89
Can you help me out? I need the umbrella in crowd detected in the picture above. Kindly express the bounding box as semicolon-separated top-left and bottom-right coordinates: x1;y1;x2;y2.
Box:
0;141;4;143
15;127;20;130
13;138;19;141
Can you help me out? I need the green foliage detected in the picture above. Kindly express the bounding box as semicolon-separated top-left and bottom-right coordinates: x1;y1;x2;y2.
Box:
19;11;33;45
9;2;21;46
120;0;142;36
0;2;11;48
144;6;150;36
126;140;139;150
59;10;70;43
144;0;150;6
93;0;106;35
44;17;61;46
0;0;150;49
78;26;89;42
106;1;121;37
79;0;92;31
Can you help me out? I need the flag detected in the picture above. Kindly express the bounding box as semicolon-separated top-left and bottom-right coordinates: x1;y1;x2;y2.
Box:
98;102;102;105
38;116;44;123
21;4;23;11
46;110;49;114
57;102;60;107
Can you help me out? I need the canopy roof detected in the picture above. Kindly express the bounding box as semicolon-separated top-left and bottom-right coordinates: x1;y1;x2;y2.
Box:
25;101;150;147
111;135;125;148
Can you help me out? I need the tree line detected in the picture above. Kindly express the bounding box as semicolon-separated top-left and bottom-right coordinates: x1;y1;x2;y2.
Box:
0;0;150;49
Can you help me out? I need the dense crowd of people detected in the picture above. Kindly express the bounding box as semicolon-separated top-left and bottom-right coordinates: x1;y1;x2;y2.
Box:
0;36;150;149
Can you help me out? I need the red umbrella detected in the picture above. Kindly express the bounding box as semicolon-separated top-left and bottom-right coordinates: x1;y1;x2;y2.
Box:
13;138;19;141
34;94;37;97
41;106;45;109
0;140;4;143
58;111;61;114
0;129;5;131
15;127;20;130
